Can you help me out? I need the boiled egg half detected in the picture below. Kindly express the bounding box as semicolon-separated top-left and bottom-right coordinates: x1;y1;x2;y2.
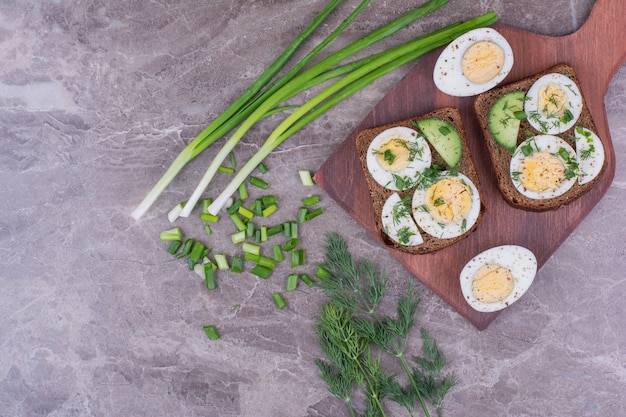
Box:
412;172;481;239
510;135;578;200
433;27;514;97
366;127;432;191
574;126;605;185
381;193;424;247
524;73;583;134
460;245;537;312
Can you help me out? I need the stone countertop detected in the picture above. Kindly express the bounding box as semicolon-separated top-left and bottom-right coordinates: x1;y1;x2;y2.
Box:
1;1;624;416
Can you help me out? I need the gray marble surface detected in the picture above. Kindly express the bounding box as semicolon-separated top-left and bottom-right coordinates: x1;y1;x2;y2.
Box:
1;1;624;416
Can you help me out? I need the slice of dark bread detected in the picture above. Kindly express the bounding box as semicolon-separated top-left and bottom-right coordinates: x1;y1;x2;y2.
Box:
356;107;485;255
474;63;606;211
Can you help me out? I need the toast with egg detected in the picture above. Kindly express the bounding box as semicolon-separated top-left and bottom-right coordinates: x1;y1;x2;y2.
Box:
356;107;485;255
474;63;607;211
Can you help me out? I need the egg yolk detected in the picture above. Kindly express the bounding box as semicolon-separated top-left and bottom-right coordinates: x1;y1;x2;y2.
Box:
461;40;505;84
471;263;514;303
425;177;472;223
375;138;411;172
519;151;566;192
538;82;568;117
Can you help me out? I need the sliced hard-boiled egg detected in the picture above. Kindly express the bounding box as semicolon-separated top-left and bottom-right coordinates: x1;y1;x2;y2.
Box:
524;73;583;134
460;245;537;313
574;126;605;185
381;193;424;246
510;135;578;200
366;126;432;190
433;27;514;97
412;172;481;239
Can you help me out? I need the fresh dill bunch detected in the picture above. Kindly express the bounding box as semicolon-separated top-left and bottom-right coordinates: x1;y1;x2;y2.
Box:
315;358;357;416
411;329;458;417
317;232;387;315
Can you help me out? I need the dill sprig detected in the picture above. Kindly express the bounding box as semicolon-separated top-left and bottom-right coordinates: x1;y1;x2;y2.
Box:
314;232;457;417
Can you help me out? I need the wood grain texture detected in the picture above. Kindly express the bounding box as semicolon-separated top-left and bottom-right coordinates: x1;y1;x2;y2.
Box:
314;0;625;330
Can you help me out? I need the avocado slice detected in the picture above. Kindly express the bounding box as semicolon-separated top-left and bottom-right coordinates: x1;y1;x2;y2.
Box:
414;118;462;168
488;90;526;153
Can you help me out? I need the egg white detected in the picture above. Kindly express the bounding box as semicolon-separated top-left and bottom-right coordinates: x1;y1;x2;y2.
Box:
574;126;605;185
366;127;432;190
411;172;481;239
524;73;583;134
460;245;537;313
433;27;514;97
510;135;577;200
381;193;424;246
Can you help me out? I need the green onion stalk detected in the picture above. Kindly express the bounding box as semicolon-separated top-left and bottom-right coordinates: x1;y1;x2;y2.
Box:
206;11;498;216
132;0;451;220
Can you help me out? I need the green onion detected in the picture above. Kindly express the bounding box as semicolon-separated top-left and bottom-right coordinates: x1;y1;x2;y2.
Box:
260;225;268;242
251;264;272;279
242;242;261;256
131;0;348;220
189;241;208;263
273;244;284;262
261;195;277;206
238;205;255;220
160;227;182;241
298;207;308;223
214;254;229;270
227;198;243;214
262;204;278;218
286;274;299;292
168;202;185;222
231;230;246;244
272;292;287;309
201;198;212;214
315;264;332;282
176;238;194;259
219;166;235;174
302;195;321;206
283;238;298;251
244;252;261;263
230;213;247;231
203;224;212;236
291;249;306;268
229;151;237;169
205;263;217;290
238;182;248;200
166;240;182;255
305;207;323;221
257;162;269;174
249;176;269;189
299;169;314;186
253;199;263;216
231;255;244;273
300;273;314;286
258;256;277;269
267;224;283;237
246;221;256;239
200;213;219;223
203;325;220;340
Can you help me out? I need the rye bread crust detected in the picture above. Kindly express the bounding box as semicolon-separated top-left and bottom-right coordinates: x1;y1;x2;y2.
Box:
356;107;484;255
474;63;607;211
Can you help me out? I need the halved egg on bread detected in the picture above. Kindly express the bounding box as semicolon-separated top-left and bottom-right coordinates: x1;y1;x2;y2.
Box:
412;172;481;239
366;127;432;190
510;135;578;200
574;126;605;185
524;73;583;134
381;193;424;246
433;27;514;97
460;245;537;313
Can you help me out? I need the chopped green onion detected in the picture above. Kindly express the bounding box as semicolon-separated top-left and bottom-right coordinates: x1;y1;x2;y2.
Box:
238;205;255;219
254;229;262;243
242;242;261;256
238;182;248;200
299;169;314;186
273;244;284;262
203;325;220;340
251;264;272;279
168;202;185;222
160;227;183;241
244;252;261;263
246;221;256;238
283;238;298;251
300;273;314;286
227;198;243;214
189;241;208;263
176;238;194;259
230;213;247;231
201;198;212;214
272;292;287;309
214;254;229;270
231;230;246;244
267;224;283;237
261;195;277;206
305;207;323;221
286;274;299;292
258;256;277;269
262;204;278;217
257;162;268;174
315;264;332;282
205;263;217;290
231;255;244;273
166;240;182;255
249;176;269;189
200;213;220;223
253;199;263;216
291;249;306;268
302;195;321;206
219;166;235;174
260;225;268;242
203;224;212;236
229;151;237;169
298;207;308;223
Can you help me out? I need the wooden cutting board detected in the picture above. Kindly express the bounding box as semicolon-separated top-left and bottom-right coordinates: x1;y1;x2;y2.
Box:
314;0;625;330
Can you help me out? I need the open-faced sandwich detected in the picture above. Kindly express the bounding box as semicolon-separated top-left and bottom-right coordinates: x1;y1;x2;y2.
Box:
356;107;484;254
474;63;606;211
